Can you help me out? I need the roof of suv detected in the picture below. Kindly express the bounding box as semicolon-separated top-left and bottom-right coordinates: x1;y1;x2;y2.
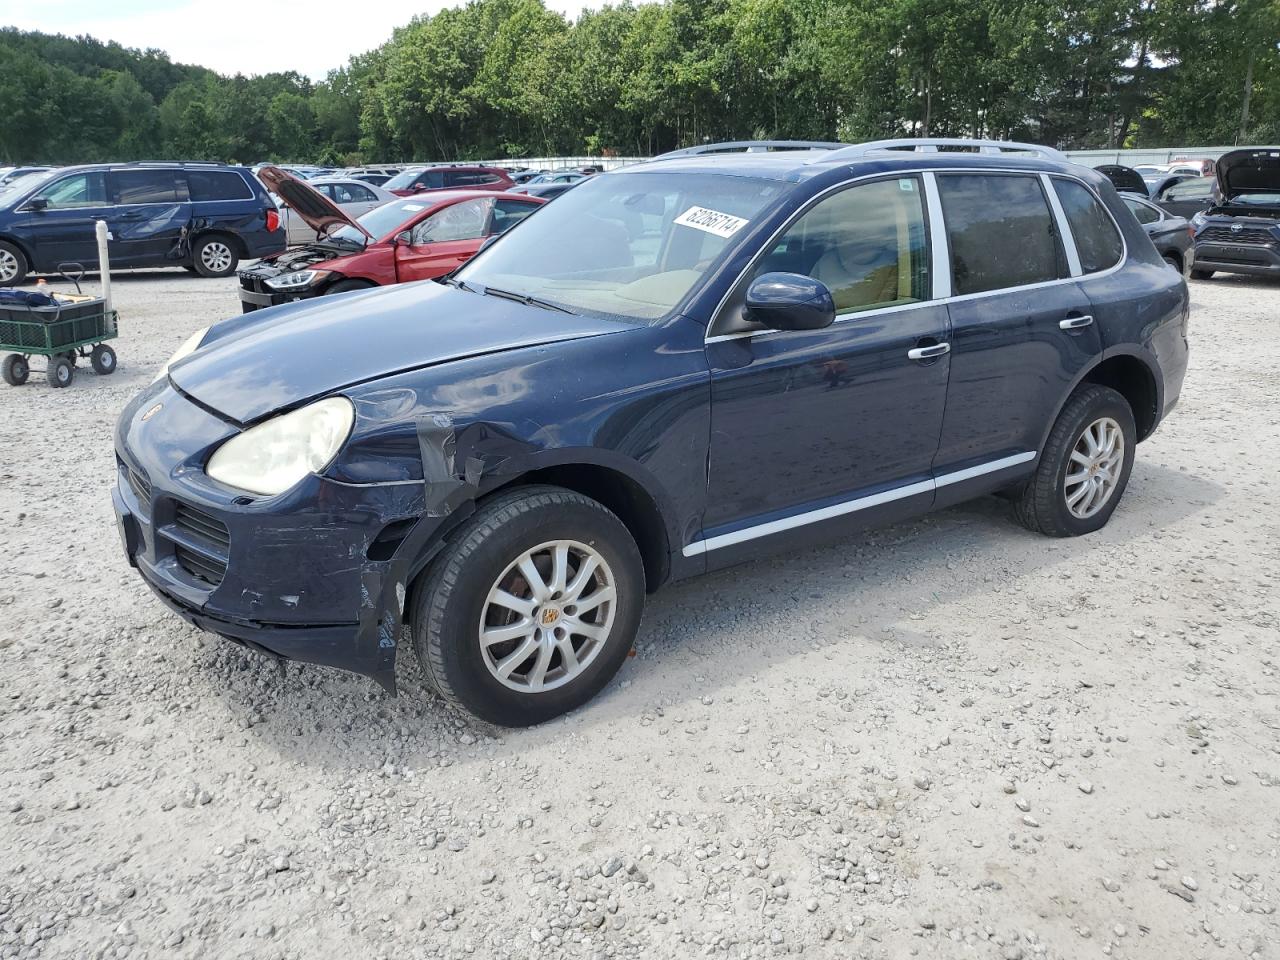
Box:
632;139;1083;183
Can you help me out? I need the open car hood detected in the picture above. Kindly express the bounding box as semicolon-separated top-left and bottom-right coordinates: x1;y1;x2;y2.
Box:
258;165;373;240
1215;148;1280;203
1094;164;1149;195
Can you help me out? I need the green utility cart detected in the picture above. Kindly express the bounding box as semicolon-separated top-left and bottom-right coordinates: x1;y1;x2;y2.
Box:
1;274;118;388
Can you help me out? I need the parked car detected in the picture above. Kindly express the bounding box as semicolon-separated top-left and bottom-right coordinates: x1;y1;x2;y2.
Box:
510;170;545;184
113;138;1188;726
276;176;398;245
0;166;55;188
1120;193;1195;275
1187;147;1280;280
384;165;515;197
1095;164;1149;196
238;166;543;311
1152;175;1219;219
349;172;392;187
0;162;284;286
515;180;584;201
519;171;586;188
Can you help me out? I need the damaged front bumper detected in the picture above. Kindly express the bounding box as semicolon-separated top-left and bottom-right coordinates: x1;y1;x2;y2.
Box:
112;384;451;693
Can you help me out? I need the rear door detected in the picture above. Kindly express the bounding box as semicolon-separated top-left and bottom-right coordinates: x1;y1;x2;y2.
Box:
105;168;192;266
1154;176;1216;218
26;171;108;270
394;197;492;281
932;172;1100;483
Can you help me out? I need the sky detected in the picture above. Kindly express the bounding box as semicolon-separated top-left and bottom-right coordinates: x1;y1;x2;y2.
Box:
6;0;624;81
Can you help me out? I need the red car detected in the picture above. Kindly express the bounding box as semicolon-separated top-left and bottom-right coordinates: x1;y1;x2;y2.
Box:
239;167;544;312
383;165;515;197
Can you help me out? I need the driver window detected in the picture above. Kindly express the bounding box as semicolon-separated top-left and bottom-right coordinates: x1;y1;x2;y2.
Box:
41;173;107;209
411;198;491;244
753;177;930;314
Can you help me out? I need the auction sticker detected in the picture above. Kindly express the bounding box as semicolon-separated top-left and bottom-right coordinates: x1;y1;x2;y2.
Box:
674;206;749;239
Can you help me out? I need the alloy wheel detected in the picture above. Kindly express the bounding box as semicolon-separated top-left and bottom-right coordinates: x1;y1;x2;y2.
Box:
201;242;233;273
1064;416;1125;519
0;249;18;283
479;539;616;693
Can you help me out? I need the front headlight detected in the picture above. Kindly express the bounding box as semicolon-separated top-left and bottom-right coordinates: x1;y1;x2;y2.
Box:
153;325;209;383
1191;211;1207;228
265;269;330;291
206;397;355;497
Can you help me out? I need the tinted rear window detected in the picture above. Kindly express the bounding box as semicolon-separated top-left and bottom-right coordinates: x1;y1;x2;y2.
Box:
188;170;253;202
111;169;187;204
1053;179;1123;273
938;173;1065;295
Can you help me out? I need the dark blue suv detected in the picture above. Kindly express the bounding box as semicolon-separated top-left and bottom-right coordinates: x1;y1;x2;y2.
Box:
111;139;1189;726
0;162;285;285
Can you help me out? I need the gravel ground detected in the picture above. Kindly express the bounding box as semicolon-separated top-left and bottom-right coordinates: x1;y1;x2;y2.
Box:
1;268;1277;960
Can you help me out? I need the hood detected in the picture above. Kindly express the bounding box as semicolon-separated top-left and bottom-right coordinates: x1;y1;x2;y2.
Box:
1095;165;1148;195
258;165;372;240
168;281;631;424
1215;148;1280;203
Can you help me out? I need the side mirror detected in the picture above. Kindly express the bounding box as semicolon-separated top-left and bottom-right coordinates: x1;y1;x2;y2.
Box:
744;272;835;332
393;230;411;246
25;196;49;212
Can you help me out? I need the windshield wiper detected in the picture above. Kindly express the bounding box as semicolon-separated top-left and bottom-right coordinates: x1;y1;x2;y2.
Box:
439;276;476;293
480;285;575;315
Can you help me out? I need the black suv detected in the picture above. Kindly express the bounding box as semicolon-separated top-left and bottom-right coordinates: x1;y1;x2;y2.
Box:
1189;148;1280;280
0;163;285;285
114;138;1189;726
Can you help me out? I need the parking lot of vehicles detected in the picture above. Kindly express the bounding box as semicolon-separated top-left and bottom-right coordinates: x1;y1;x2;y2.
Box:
384;164;515;196
0;162;285;285
237;167;543;311
113;139;1189;726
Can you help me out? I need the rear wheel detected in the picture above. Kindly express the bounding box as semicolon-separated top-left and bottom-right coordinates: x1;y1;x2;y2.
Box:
0;240;27;287
2;354;29;386
1162;254;1182;274
91;344;117;375
46;356;74;388
191;235;239;278
1190;268;1214;281
1014;385;1136;537
411;485;645;726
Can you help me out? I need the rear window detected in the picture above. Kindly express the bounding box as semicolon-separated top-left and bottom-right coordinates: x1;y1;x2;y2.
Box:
1123;196;1161;225
111;169;187;204
937;173;1066;295
1053;179;1124;273
188;170;253;202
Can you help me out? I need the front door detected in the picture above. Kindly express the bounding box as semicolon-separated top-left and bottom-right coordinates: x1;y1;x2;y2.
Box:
699;174;950;564
1154;177;1216;219
395;197;492;281
105;168;192;267
28;171;109;272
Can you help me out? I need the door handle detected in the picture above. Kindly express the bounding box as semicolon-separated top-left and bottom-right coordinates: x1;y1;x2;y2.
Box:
907;342;950;361
1059;315;1094;330
455;255;471;262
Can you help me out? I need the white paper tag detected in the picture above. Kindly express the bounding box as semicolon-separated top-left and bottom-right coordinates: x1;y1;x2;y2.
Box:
674;206;749;239
403;204;424;211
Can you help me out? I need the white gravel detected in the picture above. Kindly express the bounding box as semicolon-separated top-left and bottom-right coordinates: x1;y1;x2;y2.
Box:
1;268;1277;960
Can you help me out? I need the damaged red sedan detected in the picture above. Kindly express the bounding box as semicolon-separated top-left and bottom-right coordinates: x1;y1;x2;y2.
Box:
238;166;544;312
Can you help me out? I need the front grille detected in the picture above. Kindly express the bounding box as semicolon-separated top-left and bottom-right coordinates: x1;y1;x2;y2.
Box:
174;545;227;585
173;502;230;550
127;467;152;504
1200;226;1275;245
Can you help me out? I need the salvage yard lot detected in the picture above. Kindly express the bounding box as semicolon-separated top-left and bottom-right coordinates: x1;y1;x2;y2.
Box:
1;272;1277;959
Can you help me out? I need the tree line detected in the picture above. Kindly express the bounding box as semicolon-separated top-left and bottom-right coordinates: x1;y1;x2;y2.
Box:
1;0;1276;166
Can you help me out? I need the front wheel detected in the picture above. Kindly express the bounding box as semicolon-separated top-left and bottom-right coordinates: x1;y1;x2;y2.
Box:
2;354;29;386
1014;385;1136;537
191;235;239;278
91;344;117;375
411;485;645;726
0;240;27;287
46;356;74;388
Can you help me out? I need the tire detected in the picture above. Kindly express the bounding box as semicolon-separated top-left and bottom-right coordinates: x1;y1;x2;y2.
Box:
411;485;645;726
0;240;28;287
1162;255;1181;274
90;344;117;375
1190;268;1214;281
2;354;29;386
191;234;239;278
46;356;74;388
326;279;375;296
1014;385;1136;538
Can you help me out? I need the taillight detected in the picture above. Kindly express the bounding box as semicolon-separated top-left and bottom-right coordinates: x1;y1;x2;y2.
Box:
265;209;280;232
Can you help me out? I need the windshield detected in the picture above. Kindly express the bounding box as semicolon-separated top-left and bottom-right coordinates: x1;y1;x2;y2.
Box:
384;168;427;191
455;171;787;321
1225;192;1280;205
328;198;428;245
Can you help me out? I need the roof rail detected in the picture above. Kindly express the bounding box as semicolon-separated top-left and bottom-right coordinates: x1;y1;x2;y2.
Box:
813;138;1067;164
651;140;849;161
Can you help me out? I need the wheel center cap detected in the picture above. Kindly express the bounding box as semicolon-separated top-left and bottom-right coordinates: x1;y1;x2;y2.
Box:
540;607;561;626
